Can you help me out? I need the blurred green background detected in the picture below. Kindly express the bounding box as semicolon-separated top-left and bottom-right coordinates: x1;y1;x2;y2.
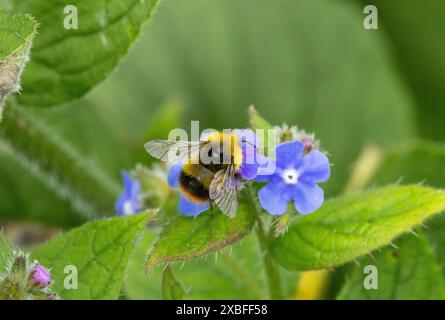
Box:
0;0;444;229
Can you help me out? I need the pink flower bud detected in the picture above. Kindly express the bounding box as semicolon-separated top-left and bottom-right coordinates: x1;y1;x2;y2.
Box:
32;264;51;288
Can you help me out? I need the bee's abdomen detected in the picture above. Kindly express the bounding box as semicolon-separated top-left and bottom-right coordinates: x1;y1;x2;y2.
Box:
179;171;209;204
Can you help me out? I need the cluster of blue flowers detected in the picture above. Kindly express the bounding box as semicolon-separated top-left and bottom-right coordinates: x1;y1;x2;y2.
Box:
116;128;330;217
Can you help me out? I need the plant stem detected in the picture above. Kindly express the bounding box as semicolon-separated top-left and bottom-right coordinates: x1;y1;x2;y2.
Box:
246;186;283;300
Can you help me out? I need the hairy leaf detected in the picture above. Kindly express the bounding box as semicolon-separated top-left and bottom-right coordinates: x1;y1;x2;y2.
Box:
13;0;159;107
32;212;154;299
0;232;14;275
270;185;445;271
370;141;445;276
373;141;445;188
0;11;37;119
145;205;255;272
338;233;445;299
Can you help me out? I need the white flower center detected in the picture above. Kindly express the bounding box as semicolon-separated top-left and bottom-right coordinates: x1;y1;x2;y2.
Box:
281;168;299;184
123;201;135;216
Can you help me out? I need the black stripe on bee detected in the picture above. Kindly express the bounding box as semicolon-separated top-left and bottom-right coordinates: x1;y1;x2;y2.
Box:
179;170;210;203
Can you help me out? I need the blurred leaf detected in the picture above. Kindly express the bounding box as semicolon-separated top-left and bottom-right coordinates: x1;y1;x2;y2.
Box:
161;266;185;300
0;10;37;119
126;230;297;299
145;204;255;273
13;0;159;107
0;232;13;274
372;141;445;188
0;1;13;11
0;104;121;218
134;99;184;163
0;98;127;227
270;185;445;271
338;233;445;300
28;99;131;178
0;150;85;228
248;106;271;133
32;211;154;300
366;0;445;140
91;0;416;195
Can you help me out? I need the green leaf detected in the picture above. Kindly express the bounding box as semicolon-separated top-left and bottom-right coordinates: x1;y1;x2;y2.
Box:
0;232;14;275
162;266;185;300
0;104;120;218
367;0;445;140
13;0;159;107
126;230;298;299
270;185;445;271
32;211;154;300
145;204;255;273
338;232;445;300
0;10;37;118
369;141;445;275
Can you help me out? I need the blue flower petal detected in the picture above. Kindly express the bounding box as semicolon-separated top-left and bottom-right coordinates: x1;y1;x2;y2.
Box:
122;171;133;196
178;195;209;216
258;182;293;215
300;150;330;183
254;174;271;182
254;155;277;180
168;163;183;188
235;129;261;180
115;194;140;216
238;163;259;180
131;179;141;199
115;193;127;215
275;141;304;169
293;182;324;214
116;171;141;216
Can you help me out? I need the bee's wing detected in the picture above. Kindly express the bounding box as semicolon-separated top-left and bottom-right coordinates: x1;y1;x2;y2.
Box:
144;139;206;163
209;165;240;217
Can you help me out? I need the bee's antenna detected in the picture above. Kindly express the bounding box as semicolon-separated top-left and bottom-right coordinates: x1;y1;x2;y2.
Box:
242;139;257;150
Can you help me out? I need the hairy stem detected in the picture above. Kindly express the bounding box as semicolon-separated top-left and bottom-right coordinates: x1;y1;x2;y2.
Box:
246;186;283;299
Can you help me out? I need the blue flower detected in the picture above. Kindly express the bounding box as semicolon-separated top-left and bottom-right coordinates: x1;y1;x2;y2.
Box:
256;141;330;215
168;163;209;216
115;172;142;216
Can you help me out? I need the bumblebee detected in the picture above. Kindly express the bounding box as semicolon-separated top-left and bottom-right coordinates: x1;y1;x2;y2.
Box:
145;131;245;216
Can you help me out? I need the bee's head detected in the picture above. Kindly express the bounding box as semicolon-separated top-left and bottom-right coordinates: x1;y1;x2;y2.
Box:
204;131;243;168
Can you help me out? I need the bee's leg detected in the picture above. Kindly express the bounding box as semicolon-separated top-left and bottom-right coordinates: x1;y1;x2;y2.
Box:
209;201;215;217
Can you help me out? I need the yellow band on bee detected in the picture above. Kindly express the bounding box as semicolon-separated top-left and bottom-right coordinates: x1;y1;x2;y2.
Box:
205;132;243;170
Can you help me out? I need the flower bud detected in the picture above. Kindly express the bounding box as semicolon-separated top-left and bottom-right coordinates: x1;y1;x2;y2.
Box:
295;130;320;153
31;263;51;288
